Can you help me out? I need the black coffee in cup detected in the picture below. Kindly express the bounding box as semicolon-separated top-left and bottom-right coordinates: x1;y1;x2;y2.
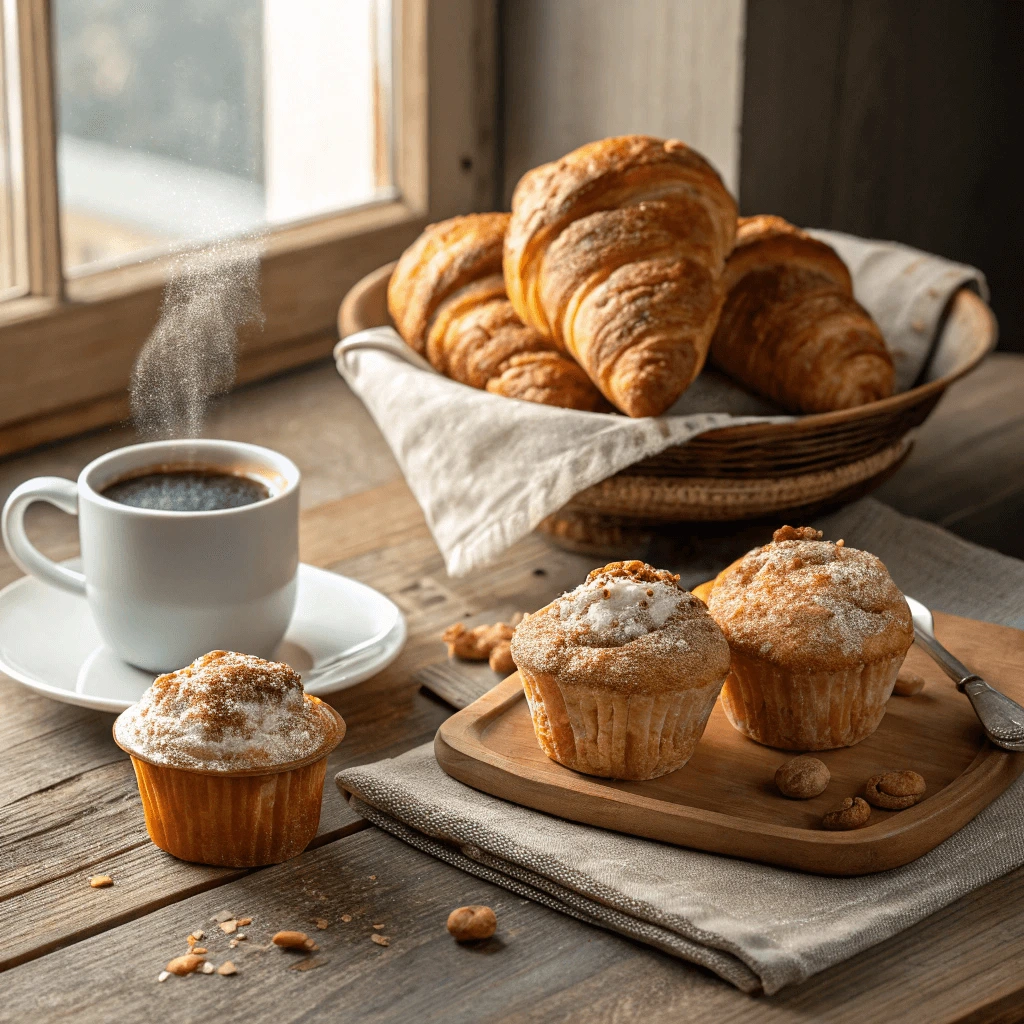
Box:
102;468;271;512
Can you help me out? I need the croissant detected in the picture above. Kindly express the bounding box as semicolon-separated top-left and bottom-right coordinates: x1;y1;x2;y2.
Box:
503;135;737;417
386;213;607;412
710;215;894;412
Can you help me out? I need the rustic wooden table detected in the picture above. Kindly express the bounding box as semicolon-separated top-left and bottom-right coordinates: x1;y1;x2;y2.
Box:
1;354;1023;1023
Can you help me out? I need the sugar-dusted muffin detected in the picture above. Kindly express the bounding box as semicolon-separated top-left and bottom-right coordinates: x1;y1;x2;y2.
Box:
114;651;345;866
707;526;914;750
510;561;731;780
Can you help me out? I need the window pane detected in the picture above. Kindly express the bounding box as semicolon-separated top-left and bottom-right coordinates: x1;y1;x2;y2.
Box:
54;0;393;274
0;0;27;300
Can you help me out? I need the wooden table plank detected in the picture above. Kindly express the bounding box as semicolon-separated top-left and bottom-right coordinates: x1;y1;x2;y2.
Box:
3;823;1024;1024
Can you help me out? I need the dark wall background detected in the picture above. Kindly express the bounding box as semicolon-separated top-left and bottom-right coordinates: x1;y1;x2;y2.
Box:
740;0;1022;351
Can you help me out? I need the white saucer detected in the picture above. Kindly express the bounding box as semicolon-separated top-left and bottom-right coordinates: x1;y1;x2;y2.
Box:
0;561;406;712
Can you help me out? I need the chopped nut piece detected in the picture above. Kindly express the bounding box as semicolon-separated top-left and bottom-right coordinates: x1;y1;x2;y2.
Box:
488;641;515;675
372;923;385;930
235;933;246;941
212;910;234;923
200;962;215;975
447;905;497;942
217;962;237;976
775;756;830;799
190;930;204;941
158;971;170;983
369;875;376;881
821;797;871;831
88;875;113;888
864;771;926;809
893;671;926;696
219;920;237;934
228;939;239;949
273;930;317;951
313;918;329;930
190;947;207;955
236;917;252;926
442;620;517;662
340;914;353;923
165;954;205;976
370;934;390;946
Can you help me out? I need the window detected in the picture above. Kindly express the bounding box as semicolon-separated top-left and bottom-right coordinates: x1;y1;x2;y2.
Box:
0;0;496;455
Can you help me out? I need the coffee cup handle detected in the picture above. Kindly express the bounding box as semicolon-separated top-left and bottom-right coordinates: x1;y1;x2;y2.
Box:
2;477;87;595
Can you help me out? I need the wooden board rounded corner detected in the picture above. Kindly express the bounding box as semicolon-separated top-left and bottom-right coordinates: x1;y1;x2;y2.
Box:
435;611;1024;876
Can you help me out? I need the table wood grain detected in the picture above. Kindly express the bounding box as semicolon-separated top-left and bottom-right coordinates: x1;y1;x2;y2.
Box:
2;355;1024;1022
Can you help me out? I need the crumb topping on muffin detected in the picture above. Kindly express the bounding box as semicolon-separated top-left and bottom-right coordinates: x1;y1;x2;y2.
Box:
708;527;913;671
115;651;335;771
512;560;731;692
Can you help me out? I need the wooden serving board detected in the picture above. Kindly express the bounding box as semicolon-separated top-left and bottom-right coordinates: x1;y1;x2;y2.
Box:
435;610;1024;875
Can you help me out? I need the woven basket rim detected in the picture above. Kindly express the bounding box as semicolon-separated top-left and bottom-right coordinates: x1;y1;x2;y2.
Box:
339;265;995;443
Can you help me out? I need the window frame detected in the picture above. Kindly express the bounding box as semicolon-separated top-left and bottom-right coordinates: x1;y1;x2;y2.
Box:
0;0;497;456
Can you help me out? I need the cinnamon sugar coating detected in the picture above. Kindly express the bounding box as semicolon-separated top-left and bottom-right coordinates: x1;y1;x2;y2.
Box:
707;529;913;672
114;651;336;771
511;561;730;694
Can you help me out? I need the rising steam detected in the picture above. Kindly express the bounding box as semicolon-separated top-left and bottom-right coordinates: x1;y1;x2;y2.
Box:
130;237;264;439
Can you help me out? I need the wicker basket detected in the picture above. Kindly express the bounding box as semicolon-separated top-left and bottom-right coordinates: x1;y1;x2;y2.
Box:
339;263;995;545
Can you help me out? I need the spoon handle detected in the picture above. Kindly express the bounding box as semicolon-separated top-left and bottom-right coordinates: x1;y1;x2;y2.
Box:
914;628;1024;751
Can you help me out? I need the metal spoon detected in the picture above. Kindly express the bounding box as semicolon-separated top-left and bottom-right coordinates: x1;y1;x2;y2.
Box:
906;596;1024;751
302;621;396;687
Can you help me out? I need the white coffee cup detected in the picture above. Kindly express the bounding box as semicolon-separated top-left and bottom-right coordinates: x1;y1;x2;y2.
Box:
1;439;300;673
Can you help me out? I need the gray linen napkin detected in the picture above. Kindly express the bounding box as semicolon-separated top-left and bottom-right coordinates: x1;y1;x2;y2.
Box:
334;233;988;577
337;500;1024;995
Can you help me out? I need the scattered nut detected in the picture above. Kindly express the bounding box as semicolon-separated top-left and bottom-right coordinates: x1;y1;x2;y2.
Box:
488;641;515;675
273;930;318;951
157;971;170;983
370;934;390;946
235;933;246;941
442;620;518;662
341;914;353;923
217;962;237;976
236;917;252;927
312;918;329;930
447;905;497;942
190;947;207;955
165;954;205;976
88;875;113;888
369;875;376;881
893;672;926;696
372;923;385;930
775;756;830;799
864;771;926;809
212;910;234;923
822;797;871;831
219;920;237;934
228;939;239;948
200;962;215;975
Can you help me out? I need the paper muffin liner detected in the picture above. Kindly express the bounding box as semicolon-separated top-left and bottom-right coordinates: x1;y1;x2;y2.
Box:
116;698;344;867
720;651;906;750
520;668;724;780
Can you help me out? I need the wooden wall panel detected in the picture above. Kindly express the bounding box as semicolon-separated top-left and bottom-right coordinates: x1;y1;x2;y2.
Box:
740;0;1022;352
499;0;745;205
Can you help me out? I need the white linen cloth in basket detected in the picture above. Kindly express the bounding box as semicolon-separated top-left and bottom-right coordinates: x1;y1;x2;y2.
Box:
334;231;988;577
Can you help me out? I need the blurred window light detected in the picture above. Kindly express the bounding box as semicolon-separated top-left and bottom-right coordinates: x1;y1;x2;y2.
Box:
54;0;393;274
0;0;28;300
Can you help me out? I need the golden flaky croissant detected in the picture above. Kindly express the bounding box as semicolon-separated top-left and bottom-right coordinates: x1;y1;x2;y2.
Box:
503;135;737;417
387;213;607;411
710;215;894;413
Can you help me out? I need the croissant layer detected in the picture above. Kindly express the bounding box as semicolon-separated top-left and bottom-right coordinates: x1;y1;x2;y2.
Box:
504;135;737;417
711;215;894;413
387;213;607;412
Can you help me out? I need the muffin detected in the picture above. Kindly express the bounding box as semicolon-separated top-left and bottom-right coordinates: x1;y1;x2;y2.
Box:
114;650;345;867
510;560;731;780
707;526;914;750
